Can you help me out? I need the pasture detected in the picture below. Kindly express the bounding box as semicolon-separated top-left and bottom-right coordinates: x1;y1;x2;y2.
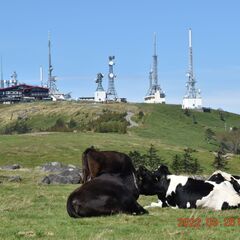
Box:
0;169;239;240
0;102;240;239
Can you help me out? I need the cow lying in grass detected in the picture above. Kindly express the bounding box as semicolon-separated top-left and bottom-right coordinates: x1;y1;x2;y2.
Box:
67;173;148;217
137;165;240;210
82;147;139;199
208;170;240;193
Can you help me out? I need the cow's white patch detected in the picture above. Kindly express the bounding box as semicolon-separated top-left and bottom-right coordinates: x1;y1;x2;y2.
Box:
196;181;240;210
166;175;188;197
186;202;190;208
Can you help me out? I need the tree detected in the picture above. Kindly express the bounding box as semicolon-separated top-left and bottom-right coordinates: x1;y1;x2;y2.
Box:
128;150;146;168
182;148;202;174
171;154;183;175
144;144;165;170
205;128;216;144
212;150;228;170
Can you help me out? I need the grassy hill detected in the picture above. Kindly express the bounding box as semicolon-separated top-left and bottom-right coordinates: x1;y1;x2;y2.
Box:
1;101;240;240
0;101;239;174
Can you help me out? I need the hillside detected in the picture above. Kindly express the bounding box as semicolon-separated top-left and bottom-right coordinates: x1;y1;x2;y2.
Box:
0;101;239;174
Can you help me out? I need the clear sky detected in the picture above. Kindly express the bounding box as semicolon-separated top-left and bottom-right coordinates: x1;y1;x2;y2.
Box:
0;0;240;114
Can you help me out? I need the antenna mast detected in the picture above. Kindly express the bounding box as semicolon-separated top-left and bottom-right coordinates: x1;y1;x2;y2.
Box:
185;28;198;98
48;32;58;94
106;56;118;100
0;57;4;88
182;28;202;109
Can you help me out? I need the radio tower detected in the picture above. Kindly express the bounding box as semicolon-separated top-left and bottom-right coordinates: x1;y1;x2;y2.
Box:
47;32;58;94
144;33;165;103
106;56;118;100
182;29;202;109
0;57;4;88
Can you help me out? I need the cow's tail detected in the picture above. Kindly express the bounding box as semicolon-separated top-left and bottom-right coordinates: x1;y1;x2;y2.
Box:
66;196;80;218
82;147;94;183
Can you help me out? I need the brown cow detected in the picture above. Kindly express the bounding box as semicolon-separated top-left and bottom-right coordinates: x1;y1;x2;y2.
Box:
82;147;139;199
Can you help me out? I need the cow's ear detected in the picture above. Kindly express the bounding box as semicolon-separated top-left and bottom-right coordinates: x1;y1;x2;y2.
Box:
159;165;171;175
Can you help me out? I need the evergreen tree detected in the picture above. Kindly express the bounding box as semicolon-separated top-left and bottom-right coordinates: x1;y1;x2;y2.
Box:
144;144;165;170
205;128;215;143
128;150;146;168
212;150;228;170
171;154;183;175
182;148;202;174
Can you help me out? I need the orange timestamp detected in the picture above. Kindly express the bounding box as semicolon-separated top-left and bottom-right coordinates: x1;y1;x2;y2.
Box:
177;217;240;228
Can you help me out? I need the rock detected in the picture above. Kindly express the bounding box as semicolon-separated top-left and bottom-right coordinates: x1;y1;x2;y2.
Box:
0;175;22;182
8;176;22;182
41;168;82;184
39;162;78;172
0;164;21;170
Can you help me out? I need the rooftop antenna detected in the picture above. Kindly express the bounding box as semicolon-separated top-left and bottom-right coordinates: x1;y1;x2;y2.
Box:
10;71;18;86
40;66;44;87
0;57;4;88
106;56;118;100
95;73;104;91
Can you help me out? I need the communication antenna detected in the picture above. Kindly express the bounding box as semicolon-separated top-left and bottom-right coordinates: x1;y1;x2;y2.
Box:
0;57;4;88
95;73;104;91
47;31;58;93
106;56;118;100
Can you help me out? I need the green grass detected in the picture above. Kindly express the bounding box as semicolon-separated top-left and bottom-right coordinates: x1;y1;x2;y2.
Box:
0;102;240;239
0;170;240;240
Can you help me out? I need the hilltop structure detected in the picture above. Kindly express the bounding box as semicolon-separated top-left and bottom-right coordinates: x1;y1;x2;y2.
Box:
182;29;202;110
144;33;165;104
94;73;106;102
47;32;66;101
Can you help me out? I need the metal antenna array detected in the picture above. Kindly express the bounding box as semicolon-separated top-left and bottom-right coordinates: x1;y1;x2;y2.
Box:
146;33;164;97
0;57;4;88
106;56;118;100
185;29;200;98
95;73;104;91
47;32;58;94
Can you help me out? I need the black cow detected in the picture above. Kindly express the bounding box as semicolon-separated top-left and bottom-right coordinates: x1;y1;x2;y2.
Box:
82;147;139;199
67;173;148;218
137;165;240;210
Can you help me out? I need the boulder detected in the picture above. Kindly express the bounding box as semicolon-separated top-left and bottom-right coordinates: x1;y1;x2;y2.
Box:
0;175;22;182
0;164;21;170
39;162;78;172
41;168;82;184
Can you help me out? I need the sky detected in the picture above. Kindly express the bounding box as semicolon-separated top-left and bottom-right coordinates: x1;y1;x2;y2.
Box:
0;0;240;114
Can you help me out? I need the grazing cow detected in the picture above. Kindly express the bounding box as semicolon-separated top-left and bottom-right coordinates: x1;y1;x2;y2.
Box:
137;165;240;210
67;173;148;218
208;170;240;193
82;147;139;199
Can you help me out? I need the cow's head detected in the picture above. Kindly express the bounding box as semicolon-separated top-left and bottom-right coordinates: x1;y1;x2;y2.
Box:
152;165;172;199
136;166;164;195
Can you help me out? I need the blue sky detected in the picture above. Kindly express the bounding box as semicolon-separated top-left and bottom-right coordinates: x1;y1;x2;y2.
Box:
0;0;240;114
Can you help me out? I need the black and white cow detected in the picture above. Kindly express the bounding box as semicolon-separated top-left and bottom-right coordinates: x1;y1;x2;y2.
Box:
137;165;240;210
67;173;148;218
208;170;240;193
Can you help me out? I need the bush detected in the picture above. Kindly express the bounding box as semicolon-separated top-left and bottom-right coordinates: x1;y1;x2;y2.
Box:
48;118;69;132
92;110;128;134
3;120;32;134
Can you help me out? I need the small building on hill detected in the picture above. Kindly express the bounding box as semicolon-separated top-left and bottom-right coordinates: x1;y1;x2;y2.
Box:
0;84;49;103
